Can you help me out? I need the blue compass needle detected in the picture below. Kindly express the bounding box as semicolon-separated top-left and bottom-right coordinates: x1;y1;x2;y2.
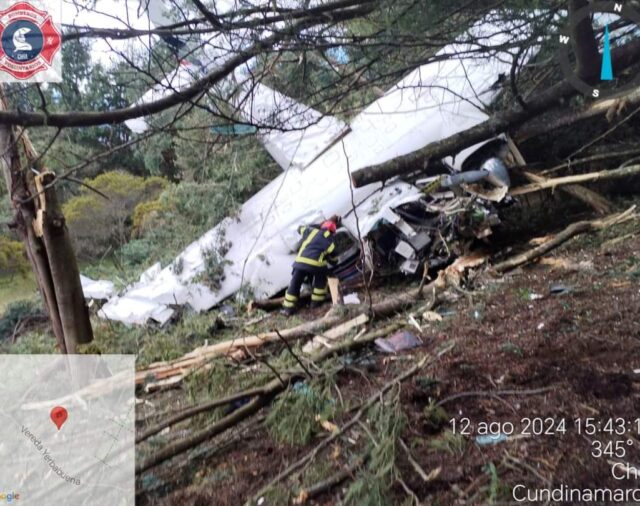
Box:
601;24;614;81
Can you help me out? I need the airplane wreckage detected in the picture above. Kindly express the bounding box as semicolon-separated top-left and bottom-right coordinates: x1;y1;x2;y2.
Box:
83;11;541;325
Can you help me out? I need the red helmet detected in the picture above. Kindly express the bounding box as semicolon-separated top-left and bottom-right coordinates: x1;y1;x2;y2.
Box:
320;220;337;234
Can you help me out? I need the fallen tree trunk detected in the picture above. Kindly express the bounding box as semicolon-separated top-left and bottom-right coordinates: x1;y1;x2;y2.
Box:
510;164;640;196
136;322;400;444
136;280;443;388
514;87;640;142
350;39;640;188
136;322;405;473
493;206;635;273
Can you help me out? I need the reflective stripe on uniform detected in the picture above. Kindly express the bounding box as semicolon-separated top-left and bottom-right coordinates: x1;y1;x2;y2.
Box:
285;293;298;302
295;228;320;265
283;299;296;308
311;294;326;302
318;242;335;265
313;287;327;295
294;256;324;267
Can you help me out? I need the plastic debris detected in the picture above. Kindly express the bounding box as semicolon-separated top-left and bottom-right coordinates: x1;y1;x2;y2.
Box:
549;284;572;295
375;330;423;353
475;433;508;445
343;293;361;305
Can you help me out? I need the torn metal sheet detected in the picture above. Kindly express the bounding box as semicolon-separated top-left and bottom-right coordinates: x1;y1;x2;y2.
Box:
80;275;114;300
99;14;535;325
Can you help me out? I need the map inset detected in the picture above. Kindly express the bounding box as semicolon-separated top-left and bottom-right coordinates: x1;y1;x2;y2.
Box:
0;355;135;505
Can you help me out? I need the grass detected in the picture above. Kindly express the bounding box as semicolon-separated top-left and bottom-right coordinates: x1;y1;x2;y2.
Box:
0;272;38;314
427;429;466;456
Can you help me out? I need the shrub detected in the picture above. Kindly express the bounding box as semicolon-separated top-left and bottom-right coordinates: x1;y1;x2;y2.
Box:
0;236;29;277
122;182;238;270
63;171;169;259
118;239;152;267
0;300;44;341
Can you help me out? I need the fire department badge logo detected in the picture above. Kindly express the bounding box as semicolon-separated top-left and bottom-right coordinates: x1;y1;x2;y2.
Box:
0;1;60;80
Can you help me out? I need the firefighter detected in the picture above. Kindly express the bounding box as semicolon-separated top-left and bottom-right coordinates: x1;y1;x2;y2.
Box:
282;216;340;315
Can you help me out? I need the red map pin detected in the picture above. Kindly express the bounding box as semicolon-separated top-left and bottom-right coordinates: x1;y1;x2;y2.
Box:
50;406;68;430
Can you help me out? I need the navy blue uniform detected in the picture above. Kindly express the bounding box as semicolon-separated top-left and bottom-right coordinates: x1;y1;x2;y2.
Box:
283;225;337;310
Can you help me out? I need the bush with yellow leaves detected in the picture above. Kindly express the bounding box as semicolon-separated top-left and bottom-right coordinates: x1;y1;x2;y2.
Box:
0;236;29;277
63;171;169;259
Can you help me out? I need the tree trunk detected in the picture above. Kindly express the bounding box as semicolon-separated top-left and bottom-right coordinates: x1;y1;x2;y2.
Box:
569;0;599;80
0;113;67;351
0;86;92;353
514;87;640;142
39;172;94;351
350;39;640;188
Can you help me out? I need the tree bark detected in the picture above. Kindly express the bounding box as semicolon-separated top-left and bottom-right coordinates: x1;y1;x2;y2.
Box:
515;87;640;142
507;137;612;214
569;0;600;80
510;164;640;196
493;207;635;273
350;39;640;188
0;96;67;351
0;87;92;353
39;172;94;351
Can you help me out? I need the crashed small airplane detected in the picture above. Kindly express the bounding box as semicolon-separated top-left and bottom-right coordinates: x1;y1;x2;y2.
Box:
89;9;538;325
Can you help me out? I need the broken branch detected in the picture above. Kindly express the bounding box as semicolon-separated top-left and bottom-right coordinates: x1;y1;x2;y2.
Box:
510;164;640;196
493;206;636;273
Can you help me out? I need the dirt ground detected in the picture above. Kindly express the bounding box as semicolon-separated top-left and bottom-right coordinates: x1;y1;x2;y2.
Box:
138;203;640;505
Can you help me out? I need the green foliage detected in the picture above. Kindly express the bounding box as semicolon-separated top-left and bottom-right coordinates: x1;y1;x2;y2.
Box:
344;399;406;505
118;239;152;267
63;171;168;259
200;235;233;292
483;462;511;504
118;181;241;271
0;300;43;341
427;429;466;456
84;312;217;367
3;330;56;354
267;379;337;446
422;402;450;432
0;237;28;277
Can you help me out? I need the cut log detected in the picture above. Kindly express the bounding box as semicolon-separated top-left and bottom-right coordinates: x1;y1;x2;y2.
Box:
327;276;342;305
137;279;450;387
350;39;640;188
302;313;369;354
